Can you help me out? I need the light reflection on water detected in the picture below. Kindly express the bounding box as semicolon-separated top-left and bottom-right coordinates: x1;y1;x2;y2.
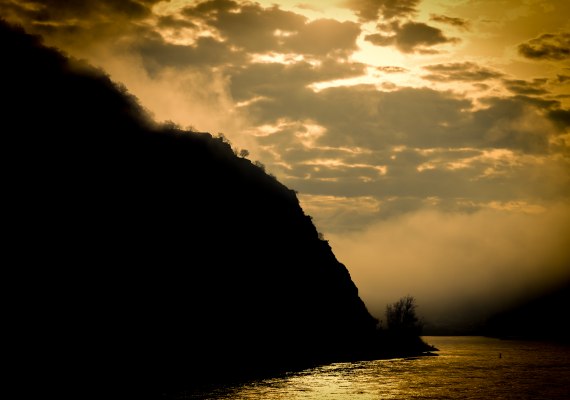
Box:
182;337;570;399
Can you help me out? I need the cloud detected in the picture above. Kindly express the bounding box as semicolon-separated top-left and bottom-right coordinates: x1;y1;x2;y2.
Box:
343;0;420;21
9;0;568;247
282;18;361;56
241;75;562;155
429;14;469;29
552;74;570;84
470;96;559;153
4;0;159;20
134;35;243;73
328;204;570;326
503;78;549;95
365;22;458;53
184;1;306;53
422;62;503;82
229;58;366;102
182;1;360;56
548;108;570;130
299;194;381;233
377;66;408;73
237;74;567;223
518;32;570;61
156;15;197;30
8;0;353;59
364;33;394;46
472;83;490;91
0;0;160;46
182;0;239;17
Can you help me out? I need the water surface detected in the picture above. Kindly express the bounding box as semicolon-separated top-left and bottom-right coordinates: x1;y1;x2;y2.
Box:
181;336;570;399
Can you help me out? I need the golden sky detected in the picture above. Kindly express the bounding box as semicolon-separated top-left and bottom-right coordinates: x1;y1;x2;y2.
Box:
4;0;569;325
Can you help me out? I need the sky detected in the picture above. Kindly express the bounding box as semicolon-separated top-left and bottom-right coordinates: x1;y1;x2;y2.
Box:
3;0;569;328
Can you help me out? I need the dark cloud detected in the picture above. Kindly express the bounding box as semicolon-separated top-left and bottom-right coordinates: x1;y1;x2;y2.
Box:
365;22;458;53
518;33;570;61
377;66;408;73
364;33;394;46
548;109;570;129
245;84;475;150
135;35;242;73
3;0;159;20
510;94;561;111
429;14;469;29
552;74;570;84
0;0;160;48
394;22;459;52
157;15;197;30
183;1;305;53
470;96;557;153
0;0;160;29
343;0;420;21
422;62;503;82
241;76;562;160
503;78;549;95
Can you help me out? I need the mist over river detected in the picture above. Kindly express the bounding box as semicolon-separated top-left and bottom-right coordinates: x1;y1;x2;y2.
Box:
178;336;570;399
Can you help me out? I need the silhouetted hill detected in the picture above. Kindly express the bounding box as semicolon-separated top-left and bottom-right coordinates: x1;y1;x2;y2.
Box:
1;21;428;398
483;280;570;342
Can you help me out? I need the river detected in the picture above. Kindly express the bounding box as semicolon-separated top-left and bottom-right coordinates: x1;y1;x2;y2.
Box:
179;336;570;399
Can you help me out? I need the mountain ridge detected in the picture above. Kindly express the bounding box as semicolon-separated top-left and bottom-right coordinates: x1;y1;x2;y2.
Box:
2;20;429;398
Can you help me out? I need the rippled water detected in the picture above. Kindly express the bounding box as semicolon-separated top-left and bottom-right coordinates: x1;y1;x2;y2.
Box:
181;336;570;399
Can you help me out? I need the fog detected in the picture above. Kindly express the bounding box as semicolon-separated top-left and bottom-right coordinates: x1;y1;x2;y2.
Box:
329;203;570;330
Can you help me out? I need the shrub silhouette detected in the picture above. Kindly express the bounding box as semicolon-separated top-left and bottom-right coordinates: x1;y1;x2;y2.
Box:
386;295;423;335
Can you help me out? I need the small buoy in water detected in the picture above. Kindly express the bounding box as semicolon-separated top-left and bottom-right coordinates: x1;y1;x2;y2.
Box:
499;353;502;358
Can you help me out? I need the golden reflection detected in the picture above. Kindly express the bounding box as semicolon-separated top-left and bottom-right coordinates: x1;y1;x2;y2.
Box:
196;337;570;399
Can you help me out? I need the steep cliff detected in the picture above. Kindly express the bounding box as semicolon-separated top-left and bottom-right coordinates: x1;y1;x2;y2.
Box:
3;21;388;395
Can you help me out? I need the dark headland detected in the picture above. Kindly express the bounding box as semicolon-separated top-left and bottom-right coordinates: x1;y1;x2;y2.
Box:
2;21;433;398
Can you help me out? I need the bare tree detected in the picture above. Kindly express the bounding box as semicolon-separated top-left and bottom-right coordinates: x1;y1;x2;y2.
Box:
385;295;422;334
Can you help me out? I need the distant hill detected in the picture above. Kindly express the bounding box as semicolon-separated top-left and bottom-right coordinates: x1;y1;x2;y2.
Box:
1;20;430;398
483;280;570;342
